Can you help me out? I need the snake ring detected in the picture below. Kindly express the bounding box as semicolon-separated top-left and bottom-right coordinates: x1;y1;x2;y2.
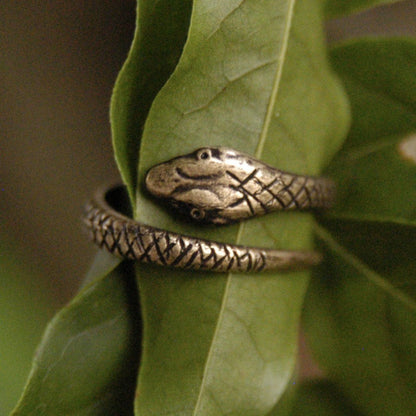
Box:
83;147;335;273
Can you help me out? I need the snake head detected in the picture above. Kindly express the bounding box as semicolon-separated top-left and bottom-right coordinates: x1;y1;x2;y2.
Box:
145;147;246;224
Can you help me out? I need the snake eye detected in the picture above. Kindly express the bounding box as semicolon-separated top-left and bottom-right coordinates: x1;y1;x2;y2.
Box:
196;149;211;160
190;208;205;220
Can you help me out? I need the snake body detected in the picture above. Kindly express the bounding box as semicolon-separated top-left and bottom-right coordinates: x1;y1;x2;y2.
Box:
83;184;322;273
145;147;335;224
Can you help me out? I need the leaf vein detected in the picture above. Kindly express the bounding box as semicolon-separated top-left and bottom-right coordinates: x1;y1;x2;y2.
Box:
315;223;416;311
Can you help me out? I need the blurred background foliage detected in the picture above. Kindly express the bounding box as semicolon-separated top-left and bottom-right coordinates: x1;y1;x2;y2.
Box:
1;0;415;414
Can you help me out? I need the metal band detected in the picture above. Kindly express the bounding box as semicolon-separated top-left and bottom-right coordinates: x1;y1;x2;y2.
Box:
83;184;322;273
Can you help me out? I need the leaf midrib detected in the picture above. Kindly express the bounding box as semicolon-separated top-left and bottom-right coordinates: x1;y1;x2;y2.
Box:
192;1;296;414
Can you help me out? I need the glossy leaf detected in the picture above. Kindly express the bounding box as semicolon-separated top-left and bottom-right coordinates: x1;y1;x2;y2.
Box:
133;0;349;415
325;0;404;18
110;0;193;205
11;258;141;416
290;381;362;416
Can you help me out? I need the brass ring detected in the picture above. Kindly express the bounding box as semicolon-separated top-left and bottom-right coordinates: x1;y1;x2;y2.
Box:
83;184;322;273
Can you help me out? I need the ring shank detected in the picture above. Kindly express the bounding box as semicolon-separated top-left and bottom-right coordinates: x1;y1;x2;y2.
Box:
83;184;322;273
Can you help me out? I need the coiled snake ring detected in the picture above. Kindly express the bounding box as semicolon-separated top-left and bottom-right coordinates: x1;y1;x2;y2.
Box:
83;147;335;273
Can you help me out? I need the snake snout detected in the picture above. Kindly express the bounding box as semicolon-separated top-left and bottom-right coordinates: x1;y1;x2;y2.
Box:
145;164;180;198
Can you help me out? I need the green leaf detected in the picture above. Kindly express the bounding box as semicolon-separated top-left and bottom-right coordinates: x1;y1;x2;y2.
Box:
324;0;404;19
302;38;416;416
110;0;193;205
11;258;141;416
307;224;416;416
0;239;52;415
327;38;416;226
132;0;349;414
290;381;362;416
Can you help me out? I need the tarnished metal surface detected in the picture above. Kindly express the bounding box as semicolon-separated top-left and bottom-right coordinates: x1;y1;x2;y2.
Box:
83;184;322;273
146;147;335;224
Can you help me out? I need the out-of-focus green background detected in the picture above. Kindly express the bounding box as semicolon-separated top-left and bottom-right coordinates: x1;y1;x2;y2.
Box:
1;1;415;413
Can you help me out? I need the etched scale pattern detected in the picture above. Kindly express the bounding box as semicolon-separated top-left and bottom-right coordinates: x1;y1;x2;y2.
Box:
225;167;334;217
83;195;322;273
